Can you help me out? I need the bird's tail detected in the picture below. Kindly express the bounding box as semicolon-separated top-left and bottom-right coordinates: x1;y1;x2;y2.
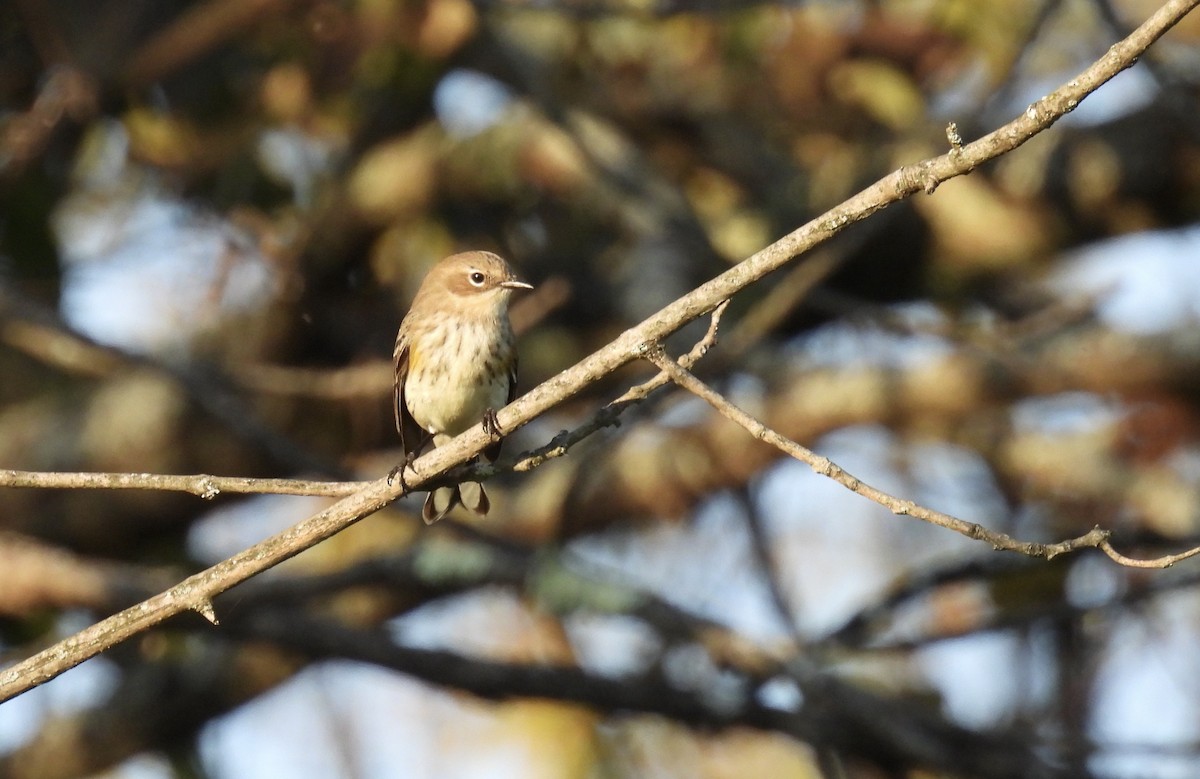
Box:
422;482;490;524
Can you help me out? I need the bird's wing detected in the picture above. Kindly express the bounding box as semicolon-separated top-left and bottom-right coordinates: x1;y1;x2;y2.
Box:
483;354;519;463
507;353;519;406
393;334;427;457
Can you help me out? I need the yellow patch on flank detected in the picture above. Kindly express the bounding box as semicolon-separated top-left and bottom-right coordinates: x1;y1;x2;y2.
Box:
406;343;422;376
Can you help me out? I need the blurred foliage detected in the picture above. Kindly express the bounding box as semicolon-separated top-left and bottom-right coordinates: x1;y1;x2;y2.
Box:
2;0;1200;777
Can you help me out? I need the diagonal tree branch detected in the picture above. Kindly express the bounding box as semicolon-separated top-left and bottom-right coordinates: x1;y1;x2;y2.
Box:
0;0;1195;702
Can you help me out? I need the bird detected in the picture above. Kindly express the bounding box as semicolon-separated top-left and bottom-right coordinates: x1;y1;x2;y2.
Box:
392;251;533;523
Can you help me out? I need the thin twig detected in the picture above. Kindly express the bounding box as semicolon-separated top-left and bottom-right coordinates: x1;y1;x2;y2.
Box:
1098;539;1200;568
642;345;1200;570
0;470;365;498
0;0;1194;702
509;299;730;472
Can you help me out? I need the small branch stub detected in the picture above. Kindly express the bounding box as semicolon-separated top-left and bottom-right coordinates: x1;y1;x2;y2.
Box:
193;599;219;625
946;121;963;150
199;478;219;500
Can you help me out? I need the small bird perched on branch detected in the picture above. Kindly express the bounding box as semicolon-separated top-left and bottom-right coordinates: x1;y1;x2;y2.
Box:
392;251;533;523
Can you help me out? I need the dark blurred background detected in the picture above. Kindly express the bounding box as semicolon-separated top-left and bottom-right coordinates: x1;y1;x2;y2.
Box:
2;0;1200;777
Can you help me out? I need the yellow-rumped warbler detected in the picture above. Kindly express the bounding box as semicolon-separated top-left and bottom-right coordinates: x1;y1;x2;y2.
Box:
393;251;533;523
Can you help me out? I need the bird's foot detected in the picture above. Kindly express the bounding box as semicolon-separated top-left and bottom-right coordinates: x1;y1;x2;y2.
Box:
387;451;419;491
482;408;504;440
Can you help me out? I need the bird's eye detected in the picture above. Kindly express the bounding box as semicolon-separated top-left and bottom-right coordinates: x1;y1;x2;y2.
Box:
468;271;486;286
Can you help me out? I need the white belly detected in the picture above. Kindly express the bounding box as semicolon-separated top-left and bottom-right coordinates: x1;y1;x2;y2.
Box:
405;321;512;442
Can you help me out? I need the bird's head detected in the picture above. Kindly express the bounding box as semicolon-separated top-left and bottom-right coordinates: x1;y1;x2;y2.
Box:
422;251;533;313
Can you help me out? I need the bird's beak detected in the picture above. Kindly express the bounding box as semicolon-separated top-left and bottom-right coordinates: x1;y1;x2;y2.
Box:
500;279;534;291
